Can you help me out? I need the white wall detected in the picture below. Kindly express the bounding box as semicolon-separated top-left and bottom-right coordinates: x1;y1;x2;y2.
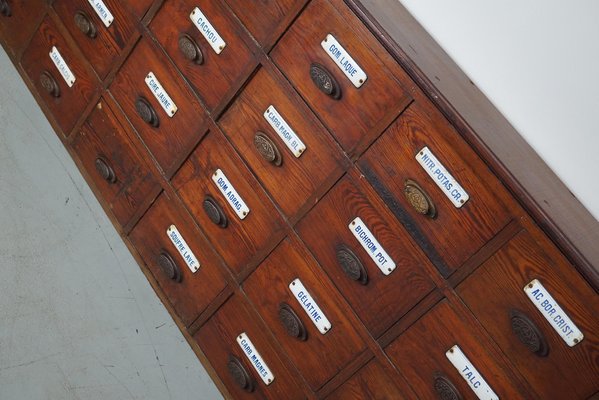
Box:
398;0;599;221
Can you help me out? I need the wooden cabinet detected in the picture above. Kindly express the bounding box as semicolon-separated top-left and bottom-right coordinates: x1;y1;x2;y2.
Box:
3;0;598;398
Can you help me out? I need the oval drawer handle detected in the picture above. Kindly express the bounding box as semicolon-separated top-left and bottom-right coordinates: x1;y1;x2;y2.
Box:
157;250;182;282
404;179;437;218
39;71;61;98
310;62;342;100
94;157;117;184
254;132;282;167
227;354;255;393
203;196;228;228
178;34;204;65
74;11;97;39
135;96;160;128
433;374;463;400
278;303;308;341
510;309;549;357
336;245;368;285
0;0;12;17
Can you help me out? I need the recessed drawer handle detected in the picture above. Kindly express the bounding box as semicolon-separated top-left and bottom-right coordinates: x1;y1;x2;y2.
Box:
510;309;549;357
135;96;160;128
278;303;307;341
74;11;97;39
336;245;368;285
404;179;437;218
227;354;255;393
433;374;463;400
254;132;282;166
203;196;228;228
310;62;342;100
94;157;117;184
0;0;11;17
178;34;204;65
39;71;61;98
157;250;182;282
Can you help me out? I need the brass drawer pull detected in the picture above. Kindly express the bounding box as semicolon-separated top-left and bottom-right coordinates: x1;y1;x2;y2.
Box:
227;354;255;392
310;62;341;100
278;303;307;341
157;250;182;282
94;157;117;184
74;11;97;39
135;96;159;127
336;245;368;285
433;374;463;400
39;71;61;98
510;309;549;357
404;179;436;218
178;34;204;65
0;0;11;17
254;132;282;166
203;196;228;228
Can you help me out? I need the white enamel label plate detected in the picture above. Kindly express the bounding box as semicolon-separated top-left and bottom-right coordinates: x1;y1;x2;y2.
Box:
321;34;367;88
49;46;76;87
524;279;584;346
289;278;331;334
212;169;250;220
236;332;275;385
190;7;226;54
416;146;469;208
446;345;499;400
166;225;200;273
145;72;178;117
87;0;114;27
349;217;396;275
263;105;306;158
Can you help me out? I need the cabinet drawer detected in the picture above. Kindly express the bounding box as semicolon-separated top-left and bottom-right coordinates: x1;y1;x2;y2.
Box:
109;37;207;175
71;97;159;227
194;295;306;399
358;99;516;276
457;230;599;399
271;0;412;157
150;0;256;112
172;128;286;278
0;0;46;57
53;0;139;79
326;358;412;400
243;236;367;391
129;192;228;327
219;64;347;220
386;299;530;399
296;171;436;337
223;0;306;48
21;15;98;135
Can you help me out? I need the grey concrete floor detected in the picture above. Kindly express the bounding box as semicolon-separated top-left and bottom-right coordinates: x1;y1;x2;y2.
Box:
0;47;222;400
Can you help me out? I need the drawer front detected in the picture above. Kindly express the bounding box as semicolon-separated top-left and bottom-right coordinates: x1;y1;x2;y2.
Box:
195;295;306;399
0;0;46;57
223;0;306;48
21;15;98;135
271;0;413;157
129;192;228;326
243;236;367;390
150;0;256;112
296;171;436;337
219;64;347;220
326;358;412;400
457;230;599;399
110;37;207;175
53;0;138;79
71;97;159;227
125;0;154;20
172;128;285;277
386;300;530;399
358;99;516;276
